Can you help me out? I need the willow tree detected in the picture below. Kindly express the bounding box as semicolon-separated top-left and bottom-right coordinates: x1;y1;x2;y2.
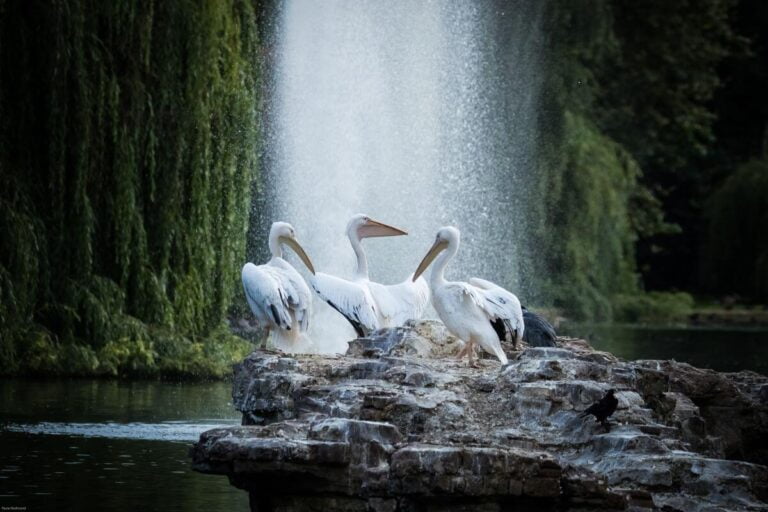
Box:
519;0;738;319
519;0;657;320
0;0;261;376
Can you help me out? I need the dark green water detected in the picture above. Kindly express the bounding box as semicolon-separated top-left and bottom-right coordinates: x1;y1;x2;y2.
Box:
0;379;247;511
2;327;766;511
560;323;768;375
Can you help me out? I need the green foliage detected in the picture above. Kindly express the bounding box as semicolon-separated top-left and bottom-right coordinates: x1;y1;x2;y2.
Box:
613;292;695;324
526;0;648;320
0;0;260;377
701;159;768;300
533;111;641;320
526;0;743;318
597;0;745;291
599;0;742;174
150;327;253;379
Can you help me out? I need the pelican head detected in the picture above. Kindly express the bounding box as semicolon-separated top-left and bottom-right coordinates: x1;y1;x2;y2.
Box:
270;221;315;274
412;226;460;281
347;213;408;240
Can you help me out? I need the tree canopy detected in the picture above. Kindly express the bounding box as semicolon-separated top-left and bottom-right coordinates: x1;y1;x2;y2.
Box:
0;0;261;376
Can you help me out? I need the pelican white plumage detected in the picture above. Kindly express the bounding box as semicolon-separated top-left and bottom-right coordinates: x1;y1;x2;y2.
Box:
311;214;430;337
412;226;524;366
241;222;316;354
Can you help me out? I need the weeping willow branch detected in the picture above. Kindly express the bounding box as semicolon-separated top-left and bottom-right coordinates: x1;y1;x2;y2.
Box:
0;0;261;377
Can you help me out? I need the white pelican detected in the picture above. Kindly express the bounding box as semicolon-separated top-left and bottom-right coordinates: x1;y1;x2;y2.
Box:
311;214;430;337
412;226;524;366
241;222;316;353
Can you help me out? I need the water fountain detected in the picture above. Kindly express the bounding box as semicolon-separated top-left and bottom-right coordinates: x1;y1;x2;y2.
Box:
263;0;544;351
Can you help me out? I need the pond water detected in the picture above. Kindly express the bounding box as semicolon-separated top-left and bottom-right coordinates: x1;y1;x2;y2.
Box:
2;326;766;511
560;323;768;375
0;379;247;511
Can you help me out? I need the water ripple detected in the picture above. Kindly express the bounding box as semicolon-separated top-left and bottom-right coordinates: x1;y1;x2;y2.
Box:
2;420;238;442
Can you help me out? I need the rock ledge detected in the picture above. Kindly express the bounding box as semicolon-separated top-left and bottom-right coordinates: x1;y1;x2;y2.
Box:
191;321;768;511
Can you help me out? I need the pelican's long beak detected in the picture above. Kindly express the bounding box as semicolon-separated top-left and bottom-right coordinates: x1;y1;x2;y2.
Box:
282;237;316;275
359;218;408;239
412;239;448;281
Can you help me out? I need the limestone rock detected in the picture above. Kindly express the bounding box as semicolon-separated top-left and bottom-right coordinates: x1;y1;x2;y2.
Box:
192;321;768;511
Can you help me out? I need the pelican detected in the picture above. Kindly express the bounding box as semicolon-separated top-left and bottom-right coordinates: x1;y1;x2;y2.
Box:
311;214;430;337
241;222;316;354
412;226;524;366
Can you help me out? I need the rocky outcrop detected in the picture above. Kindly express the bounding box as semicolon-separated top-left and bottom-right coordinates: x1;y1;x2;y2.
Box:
191;321;768;511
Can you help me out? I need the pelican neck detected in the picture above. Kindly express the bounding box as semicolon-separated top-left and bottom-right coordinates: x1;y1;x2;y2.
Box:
268;229;283;258
430;239;458;287
348;230;369;280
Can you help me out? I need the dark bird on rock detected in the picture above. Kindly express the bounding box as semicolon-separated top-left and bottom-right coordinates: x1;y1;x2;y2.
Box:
521;307;557;347
580;389;618;431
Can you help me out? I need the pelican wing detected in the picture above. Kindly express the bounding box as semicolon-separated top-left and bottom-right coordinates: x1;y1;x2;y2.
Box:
242;262;295;330
270;258;313;332
367;274;430;327
440;282;487;313
468;278;525;347
310;273;379;337
438;282;508;363
466;277;496;291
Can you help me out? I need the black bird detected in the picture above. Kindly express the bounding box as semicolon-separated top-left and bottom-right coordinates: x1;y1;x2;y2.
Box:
580;389;618;431
521;307;558;347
